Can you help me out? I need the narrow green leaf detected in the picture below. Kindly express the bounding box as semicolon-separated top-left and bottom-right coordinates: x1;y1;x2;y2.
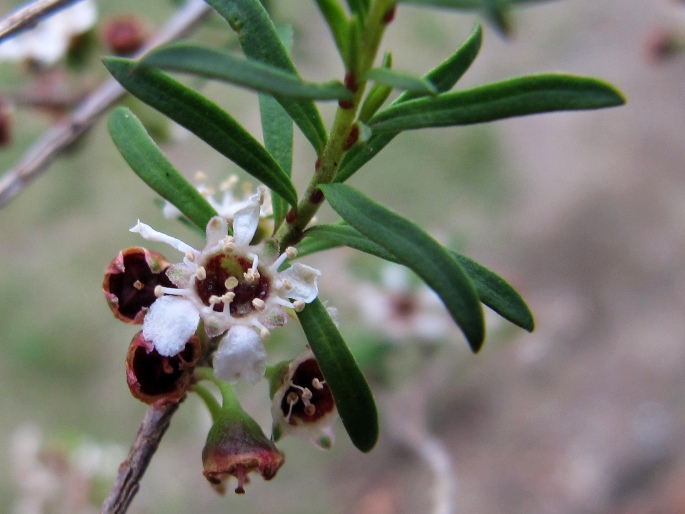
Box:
261;93;292;230
205;0;328;154
142;43;352;101
104;57;298;209
297;298;378;452
260;25;294;232
320;184;485;352
369;74;626;133
363;67;437;94
314;0;350;63
303;223;534;332
304;224;397;262
336;23;483;183
449;251;534;332
108;107;218;230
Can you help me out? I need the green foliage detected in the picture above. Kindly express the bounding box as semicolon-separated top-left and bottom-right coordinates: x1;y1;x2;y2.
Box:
104;57;298;208
104;0;625;458
368;74;625;132
142;43;353;100
301;224;534;331
320;183;485;352
108;107;218;230
336;22;483;183
205;0;328;153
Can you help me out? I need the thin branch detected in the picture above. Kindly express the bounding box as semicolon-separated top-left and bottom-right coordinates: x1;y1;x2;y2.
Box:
0;0;211;209
0;0;82;43
100;402;180;514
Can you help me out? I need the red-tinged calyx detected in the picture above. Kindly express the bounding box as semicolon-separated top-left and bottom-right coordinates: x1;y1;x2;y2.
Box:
103;247;175;324
126;331;201;406
202;396;285;494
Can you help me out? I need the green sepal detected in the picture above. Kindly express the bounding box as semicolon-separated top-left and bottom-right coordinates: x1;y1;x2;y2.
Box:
104;57;298;209
108;107;218;230
320;184;485;352
368;74;626;133
142;42;353;101
303;223;534;332
362;67;438;95
205;0;328;154
335;23;483;183
297;298;378;453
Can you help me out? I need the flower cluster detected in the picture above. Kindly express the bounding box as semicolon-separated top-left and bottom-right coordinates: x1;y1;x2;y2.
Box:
103;181;338;493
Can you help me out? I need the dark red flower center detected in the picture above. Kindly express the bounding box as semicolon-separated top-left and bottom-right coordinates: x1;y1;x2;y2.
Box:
195;254;270;317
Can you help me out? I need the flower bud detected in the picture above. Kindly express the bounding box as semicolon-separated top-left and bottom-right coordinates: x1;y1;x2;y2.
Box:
103;247;175;324
202;393;285;494
125;331;201;406
270;351;337;450
101;15;148;56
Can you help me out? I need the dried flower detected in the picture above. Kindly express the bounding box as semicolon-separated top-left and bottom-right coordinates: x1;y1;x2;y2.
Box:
103;247;176;324
125;331;201;406
271;351;337;449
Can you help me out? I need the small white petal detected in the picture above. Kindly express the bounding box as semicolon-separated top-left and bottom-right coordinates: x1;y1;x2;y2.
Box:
279;263;321;303
205;216;228;249
142;296;199;357
130;220;196;255
232;193;261;247
213;326;267;384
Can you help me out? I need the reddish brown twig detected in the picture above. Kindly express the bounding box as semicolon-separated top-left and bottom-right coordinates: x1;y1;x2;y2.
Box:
100;403;180;514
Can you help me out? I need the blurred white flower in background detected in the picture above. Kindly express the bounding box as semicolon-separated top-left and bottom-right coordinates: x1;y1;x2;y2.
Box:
357;263;453;344
0;0;97;66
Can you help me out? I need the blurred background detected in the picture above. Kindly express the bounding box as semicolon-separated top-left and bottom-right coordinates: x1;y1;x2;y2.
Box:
1;0;685;512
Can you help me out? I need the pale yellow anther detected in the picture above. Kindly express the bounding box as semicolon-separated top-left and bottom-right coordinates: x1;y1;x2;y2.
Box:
285;247;298;259
185;251;196;262
198;186;216;197
221;175;238;191
222;236;236;252
244;269;260;284
282;279;293;291
133;280;144;291
154;285;164;298
301;387;313;400
252;298;266;311
224;277;239;289
209;295;221;305
293;300;306;312
312;378;325;390
194;171;207;182
222;292;235;303
260;327;270;340
195;266;207;280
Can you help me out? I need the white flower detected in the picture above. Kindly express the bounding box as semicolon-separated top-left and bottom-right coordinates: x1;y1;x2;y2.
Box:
163;173;272;224
0;0;97;66
131;191;320;359
357;263;452;343
213;325;267;384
